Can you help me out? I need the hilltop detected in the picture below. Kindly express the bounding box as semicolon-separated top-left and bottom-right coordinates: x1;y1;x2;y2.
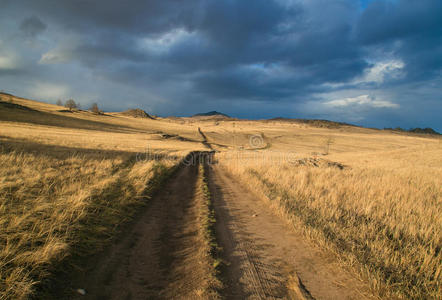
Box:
267;117;357;129
385;127;441;135
119;108;154;119
192;111;230;118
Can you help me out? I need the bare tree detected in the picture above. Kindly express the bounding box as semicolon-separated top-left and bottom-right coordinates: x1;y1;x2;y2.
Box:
65;99;77;111
89;102;102;114
56;99;63;106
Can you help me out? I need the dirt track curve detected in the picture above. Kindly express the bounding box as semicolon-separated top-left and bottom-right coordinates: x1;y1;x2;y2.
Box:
59;130;376;299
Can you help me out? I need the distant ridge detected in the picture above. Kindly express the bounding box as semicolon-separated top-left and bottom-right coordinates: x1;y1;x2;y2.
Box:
192;111;230;118
268;117;356;128
384;127;440;135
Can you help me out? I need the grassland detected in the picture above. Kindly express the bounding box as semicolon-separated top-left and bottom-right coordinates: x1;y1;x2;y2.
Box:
0;148;179;299
1;93;441;299
215;129;441;299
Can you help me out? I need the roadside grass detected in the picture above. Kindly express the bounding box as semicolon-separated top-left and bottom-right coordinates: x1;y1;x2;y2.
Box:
198;158;223;298
0;145;178;300
218;145;442;299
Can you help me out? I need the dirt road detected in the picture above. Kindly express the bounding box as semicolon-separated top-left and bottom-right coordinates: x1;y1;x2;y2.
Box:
198;127;213;150
59;147;375;299
209;164;375;300
66;153;217;299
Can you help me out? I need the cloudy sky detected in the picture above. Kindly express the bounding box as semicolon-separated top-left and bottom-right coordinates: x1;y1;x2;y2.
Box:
0;0;441;130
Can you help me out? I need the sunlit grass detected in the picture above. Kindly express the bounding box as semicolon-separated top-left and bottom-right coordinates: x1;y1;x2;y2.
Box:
218;143;442;299
0;148;179;299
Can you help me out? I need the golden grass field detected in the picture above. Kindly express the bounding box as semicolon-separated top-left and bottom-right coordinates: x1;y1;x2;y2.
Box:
0;93;441;299
207;121;441;298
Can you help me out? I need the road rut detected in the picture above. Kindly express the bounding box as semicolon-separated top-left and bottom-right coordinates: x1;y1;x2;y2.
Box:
67;155;216;300
209;164;375;300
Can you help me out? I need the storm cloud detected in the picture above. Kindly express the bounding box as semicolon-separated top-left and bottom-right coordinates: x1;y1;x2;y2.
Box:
0;0;441;130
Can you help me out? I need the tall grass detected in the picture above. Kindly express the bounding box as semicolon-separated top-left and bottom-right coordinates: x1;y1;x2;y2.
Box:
218;145;442;299
0;148;177;299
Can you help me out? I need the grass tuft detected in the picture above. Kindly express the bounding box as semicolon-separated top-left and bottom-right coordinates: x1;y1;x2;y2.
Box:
198;162;223;296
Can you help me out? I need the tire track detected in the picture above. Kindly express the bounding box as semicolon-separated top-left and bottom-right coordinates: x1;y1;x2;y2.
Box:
209;165;287;299
65;153;217;300
209;163;376;300
198;127;213;150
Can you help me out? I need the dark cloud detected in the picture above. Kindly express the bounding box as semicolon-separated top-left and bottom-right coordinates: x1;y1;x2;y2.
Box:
19;16;47;37
357;0;442;82
357;0;442;44
198;0;291;47
12;0;201;36
0;0;441;131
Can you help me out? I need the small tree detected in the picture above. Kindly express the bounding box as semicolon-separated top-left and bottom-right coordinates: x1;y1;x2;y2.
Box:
65;99;77;111
56;99;63;106
89;102;101;114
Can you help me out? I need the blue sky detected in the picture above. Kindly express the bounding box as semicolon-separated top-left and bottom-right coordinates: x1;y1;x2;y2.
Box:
360;0;376;9
360;0;372;9
0;0;441;131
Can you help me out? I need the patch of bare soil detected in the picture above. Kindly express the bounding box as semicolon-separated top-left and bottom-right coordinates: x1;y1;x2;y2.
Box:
291;157;347;169
64;159;216;299
209;164;375;299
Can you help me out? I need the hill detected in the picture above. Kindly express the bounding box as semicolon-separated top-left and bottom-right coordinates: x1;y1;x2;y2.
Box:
119;108;154;119
384;127;441;135
409;127;440;134
268;117;356;129
193;111;230;118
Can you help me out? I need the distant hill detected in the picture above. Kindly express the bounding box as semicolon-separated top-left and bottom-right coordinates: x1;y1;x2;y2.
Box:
408;128;440;135
120;108;154;119
268;118;357;129
192;111;230;118
385;127;440;135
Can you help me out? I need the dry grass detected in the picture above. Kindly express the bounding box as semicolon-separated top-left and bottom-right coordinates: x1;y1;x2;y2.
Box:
0;146;179;299
217;141;442;299
199;161;223;296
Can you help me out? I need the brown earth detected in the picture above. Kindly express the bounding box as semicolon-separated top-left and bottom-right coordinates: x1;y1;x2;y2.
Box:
208;164;377;300
64;157;218;300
